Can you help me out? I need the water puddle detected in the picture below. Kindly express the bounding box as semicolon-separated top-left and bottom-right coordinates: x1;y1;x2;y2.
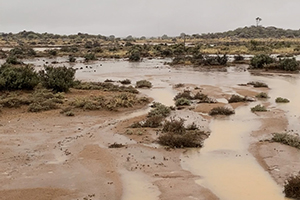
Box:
181;105;290;200
121;170;160;200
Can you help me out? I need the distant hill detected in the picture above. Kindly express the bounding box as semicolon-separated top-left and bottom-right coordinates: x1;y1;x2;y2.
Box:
196;26;300;39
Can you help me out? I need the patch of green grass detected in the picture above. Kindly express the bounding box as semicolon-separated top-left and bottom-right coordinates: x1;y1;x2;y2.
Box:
251;104;267;112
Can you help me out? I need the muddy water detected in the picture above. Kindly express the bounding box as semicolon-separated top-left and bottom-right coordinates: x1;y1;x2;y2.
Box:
181;105;290;200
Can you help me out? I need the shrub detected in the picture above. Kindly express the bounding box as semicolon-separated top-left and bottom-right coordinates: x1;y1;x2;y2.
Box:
142;116;164;128
275;97;290;103
39;66;76;92
174;90;193;100
158;118;203;148
174;83;184;88
250;54;274;69
129;49;141;62
5;56;22;65
272;133;300;149
247;81;268;88
84;53;97;62
108;143;125;148
209;107;235;116
69;55;76;62
0;92;32;108
279;58;299;71
147;103;171;118
284;173;300;199
228;94;246;103
0;64;39;90
251;104;267;112
175;97;191;106
256;92;269;98
120;79;131;85
136;80;152;88
234;55;244;61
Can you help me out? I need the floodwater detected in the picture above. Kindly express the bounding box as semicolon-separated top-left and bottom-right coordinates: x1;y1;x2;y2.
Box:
1;57;299;199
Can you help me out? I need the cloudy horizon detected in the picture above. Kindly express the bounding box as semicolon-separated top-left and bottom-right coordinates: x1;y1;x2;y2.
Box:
1;0;300;37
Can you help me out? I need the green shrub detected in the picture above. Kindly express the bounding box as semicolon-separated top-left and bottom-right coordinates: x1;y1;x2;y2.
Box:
284;173;300;199
84;53;97;62
228;94;246;103
234;55;244;61
142;116;164;128
39;66;76;92
158;118;203;148
256;92;269;98
272;133;300;149
250;54;274;69
275;97;290;103
136;80;152;88
120;79;131;85
0;64;39;90
175;97;191;106
279;58;299;71
247;81;268;88
147;103;171;118
69;55;76;62
209;107;235;116
174;90;193;100
0;92;32;108
251;104;267;112
5;56;22;65
73;81;139;93
129;49;141;62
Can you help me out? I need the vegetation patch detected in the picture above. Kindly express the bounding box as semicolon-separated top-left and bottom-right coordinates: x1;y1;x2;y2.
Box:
108;143;125;148
174;90;193;100
251;104;267;112
272;133;300;149
283;173;300;199
256;92;269;99
209;106;235;116
147;102;171;118
135;80;152;88
158;118;204;148
247;81;268;88
275;97;290;103
175;97;191;106
228;94;247;103
73;81;139;93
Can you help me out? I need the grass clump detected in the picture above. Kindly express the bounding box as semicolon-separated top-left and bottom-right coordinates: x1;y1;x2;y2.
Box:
135;80;152;88
0;92;32;108
275;97;290;103
247;81;268;88
256;92;269;99
272;133;300;149
251;104;267;112
283;173;300;199
120;79;131;85
175;97;191;106
108;143;125;148
209;106;235;116
174;90;193;100
158;118;204;148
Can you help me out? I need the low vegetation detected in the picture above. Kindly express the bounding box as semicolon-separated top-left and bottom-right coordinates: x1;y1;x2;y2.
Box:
283;173;300;199
228;94;246;103
209;106;235;116
251;104;267;112
275;97;290;103
73;81;139;93
135;80;152;88
255;92;269;99
247;81;268;88
158;117;205;148
272;133;300;149
175;97;191;106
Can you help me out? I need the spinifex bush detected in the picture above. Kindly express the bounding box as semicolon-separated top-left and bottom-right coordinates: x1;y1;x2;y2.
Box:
147;102;171;118
283;173;300;199
0;64;39;90
39;66;76;92
250;54;274;69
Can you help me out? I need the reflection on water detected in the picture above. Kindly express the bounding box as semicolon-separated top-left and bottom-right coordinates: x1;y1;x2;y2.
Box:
181;105;290;200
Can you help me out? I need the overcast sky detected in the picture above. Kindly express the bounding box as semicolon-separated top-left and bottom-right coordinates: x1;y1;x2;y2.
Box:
1;0;299;37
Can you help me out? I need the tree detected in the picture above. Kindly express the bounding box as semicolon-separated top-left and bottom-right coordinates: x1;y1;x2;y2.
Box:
256;17;262;27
